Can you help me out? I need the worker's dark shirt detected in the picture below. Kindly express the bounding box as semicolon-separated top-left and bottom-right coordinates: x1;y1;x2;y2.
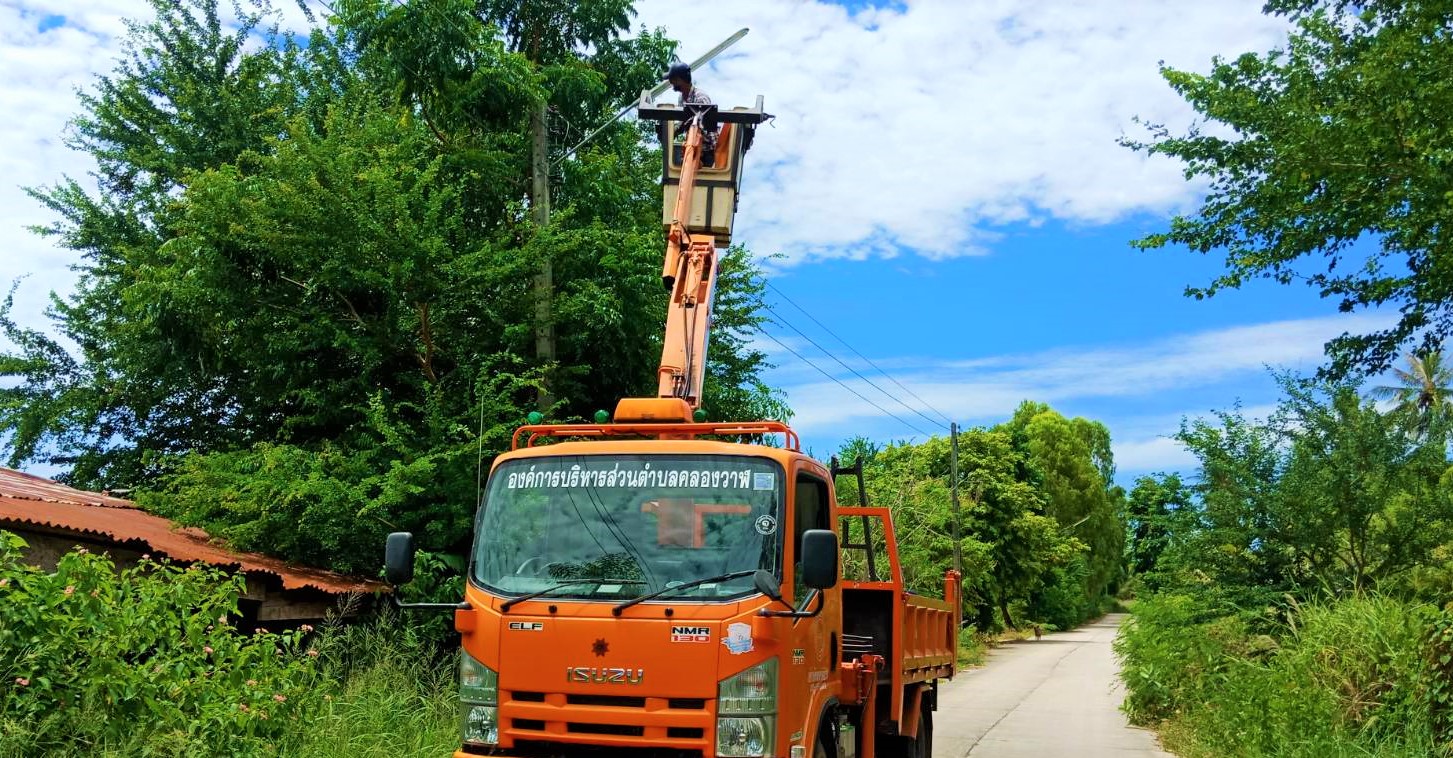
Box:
677;87;717;155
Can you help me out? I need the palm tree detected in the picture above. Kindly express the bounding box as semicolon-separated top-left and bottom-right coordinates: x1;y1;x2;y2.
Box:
1370;351;1453;442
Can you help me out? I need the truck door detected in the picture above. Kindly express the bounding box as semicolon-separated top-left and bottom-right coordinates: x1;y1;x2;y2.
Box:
784;467;841;748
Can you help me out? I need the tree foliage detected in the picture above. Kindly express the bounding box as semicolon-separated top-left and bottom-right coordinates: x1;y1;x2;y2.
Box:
836;402;1122;632
0;0;782;573
1127;0;1453;377
1142;376;1453;603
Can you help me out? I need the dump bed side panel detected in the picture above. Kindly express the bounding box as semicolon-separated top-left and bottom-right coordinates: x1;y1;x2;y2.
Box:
902;593;955;683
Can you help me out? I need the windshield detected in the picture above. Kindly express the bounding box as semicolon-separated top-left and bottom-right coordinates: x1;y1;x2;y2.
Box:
473;454;784;602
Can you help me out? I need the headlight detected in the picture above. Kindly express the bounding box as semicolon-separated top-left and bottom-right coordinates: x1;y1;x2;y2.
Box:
717;716;774;757
717;659;777;757
461;704;499;745
460;651;499;746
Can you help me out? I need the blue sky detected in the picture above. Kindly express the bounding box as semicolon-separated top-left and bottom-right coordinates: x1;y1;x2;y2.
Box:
0;1;1391;486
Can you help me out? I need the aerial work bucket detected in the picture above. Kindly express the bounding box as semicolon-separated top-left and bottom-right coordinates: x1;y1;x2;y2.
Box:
638;94;768;249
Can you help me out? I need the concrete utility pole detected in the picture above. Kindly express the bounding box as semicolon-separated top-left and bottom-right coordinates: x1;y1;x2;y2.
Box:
531;98;554;413
950;421;962;574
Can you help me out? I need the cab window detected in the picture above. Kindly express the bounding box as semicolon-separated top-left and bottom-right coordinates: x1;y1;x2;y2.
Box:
793;473;831;605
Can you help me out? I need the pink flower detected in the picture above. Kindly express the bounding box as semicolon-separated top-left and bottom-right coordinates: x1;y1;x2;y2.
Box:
0;578;10;588
203;646;214;655
77;547;88;555
63;586;75;596
300;624;314;633
246;679;258;687
90;589;99;598
238;703;250;712
255;628;267;635
14;677;29;687
141;553;151;560
307;649;319;658
273;694;286;703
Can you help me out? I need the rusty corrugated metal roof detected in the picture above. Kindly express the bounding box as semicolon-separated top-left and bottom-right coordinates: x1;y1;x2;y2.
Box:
0;468;383;595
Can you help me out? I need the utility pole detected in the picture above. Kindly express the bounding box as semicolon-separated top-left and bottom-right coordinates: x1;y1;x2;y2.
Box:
531;98;554;413
950;421;962;574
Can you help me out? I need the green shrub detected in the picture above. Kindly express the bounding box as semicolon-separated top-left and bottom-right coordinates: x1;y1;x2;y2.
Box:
0;531;323;756
1120;594;1446;757
1115;593;1266;725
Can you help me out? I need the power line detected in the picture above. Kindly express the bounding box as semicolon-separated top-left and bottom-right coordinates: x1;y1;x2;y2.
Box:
762;301;951;433
764;280;957;429
754;326;937;439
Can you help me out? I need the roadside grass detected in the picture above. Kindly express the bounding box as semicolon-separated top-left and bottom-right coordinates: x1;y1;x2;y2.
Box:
288;617;458;757
1118;594;1450;758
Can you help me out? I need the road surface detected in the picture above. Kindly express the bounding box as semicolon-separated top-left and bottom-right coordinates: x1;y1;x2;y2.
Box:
932;613;1172;757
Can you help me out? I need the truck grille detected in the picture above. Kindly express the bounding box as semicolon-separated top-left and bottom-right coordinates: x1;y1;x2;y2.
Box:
500;690;712;754
566;694;646;708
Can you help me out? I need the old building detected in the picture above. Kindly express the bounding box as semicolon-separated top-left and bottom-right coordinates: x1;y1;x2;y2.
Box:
0;467;382;626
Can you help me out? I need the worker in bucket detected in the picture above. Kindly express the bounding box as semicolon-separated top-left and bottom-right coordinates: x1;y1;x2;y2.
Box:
665;61;716;164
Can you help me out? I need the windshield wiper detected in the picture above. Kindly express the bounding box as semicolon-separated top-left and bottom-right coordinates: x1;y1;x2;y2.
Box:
611;569;759;616
500;578;645;613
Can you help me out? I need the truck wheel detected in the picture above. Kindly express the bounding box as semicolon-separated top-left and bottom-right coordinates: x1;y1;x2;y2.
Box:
814;719;838;758
876;706;932;758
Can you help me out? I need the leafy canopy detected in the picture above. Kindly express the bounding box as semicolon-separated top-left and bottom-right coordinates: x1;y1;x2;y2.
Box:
1127;0;1453;377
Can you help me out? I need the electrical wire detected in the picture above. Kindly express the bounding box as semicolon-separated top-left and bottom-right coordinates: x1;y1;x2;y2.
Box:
764;280;957;429
753;326;937;439
763;303;950;434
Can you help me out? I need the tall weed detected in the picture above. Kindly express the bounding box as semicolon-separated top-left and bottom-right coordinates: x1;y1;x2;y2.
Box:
1120;593;1446;757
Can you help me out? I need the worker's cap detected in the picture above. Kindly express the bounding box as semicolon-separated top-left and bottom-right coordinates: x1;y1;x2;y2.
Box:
665;62;691;82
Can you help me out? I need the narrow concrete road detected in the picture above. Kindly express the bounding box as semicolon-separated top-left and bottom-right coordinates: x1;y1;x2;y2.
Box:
933;614;1172;757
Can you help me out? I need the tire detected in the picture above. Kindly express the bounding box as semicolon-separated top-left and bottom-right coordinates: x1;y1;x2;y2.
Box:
876;700;931;758
814;717;838;758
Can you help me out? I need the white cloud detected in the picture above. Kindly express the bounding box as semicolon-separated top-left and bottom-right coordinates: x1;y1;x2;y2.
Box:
631;0;1292;263
773;312;1391;431
767;313;1393;471
1111;435;1195;475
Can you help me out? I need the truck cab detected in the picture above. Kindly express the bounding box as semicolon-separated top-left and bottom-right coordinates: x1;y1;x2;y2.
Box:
453;435;838;757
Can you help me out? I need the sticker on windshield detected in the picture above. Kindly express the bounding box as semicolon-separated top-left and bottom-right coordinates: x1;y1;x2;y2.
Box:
723;622;754;655
505;463;761;491
754;515;778;536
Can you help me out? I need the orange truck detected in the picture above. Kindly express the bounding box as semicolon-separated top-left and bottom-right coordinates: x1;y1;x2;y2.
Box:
383;92;961;758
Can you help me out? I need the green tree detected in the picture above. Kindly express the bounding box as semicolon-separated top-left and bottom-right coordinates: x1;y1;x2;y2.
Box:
955;428;1080;630
1006;403;1125;608
0;0;783;572
1126;0;1453;377
1165;379;1453;601
1125;473;1190;579
1371;351;1453;443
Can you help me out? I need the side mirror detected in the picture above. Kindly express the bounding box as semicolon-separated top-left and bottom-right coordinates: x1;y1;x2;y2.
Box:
800;529;839;591
753;569;783;602
384;532;416;586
